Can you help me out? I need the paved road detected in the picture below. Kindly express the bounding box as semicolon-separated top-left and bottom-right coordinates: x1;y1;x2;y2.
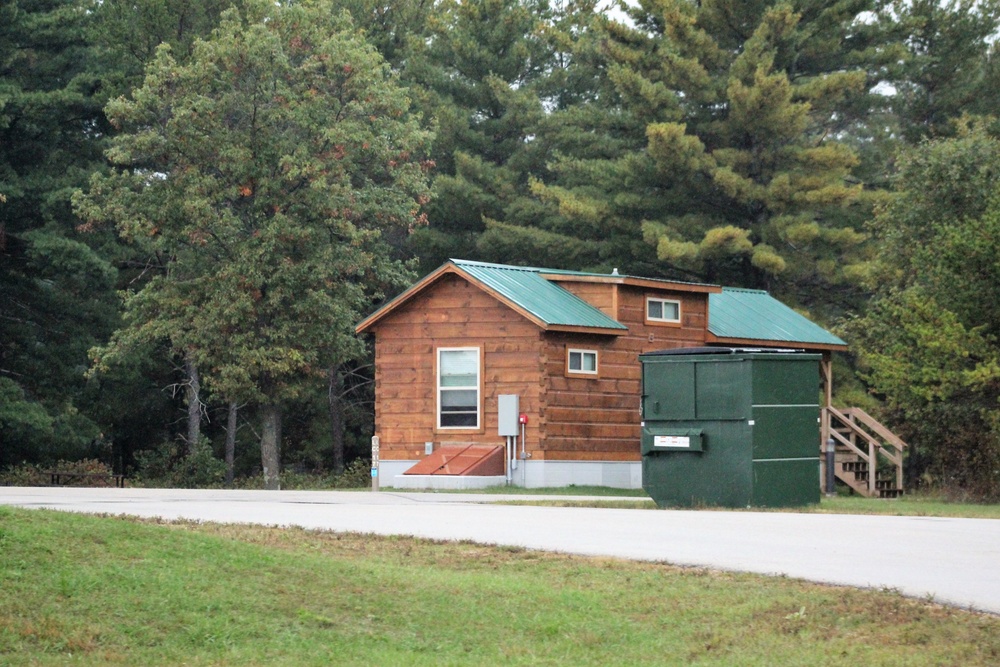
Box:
3;487;999;614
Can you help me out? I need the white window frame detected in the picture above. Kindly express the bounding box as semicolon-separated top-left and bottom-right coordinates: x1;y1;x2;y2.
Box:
437;347;481;430
646;297;682;324
567;348;598;376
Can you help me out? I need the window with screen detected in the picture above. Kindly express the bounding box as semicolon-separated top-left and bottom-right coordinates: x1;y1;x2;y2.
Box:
438;348;480;428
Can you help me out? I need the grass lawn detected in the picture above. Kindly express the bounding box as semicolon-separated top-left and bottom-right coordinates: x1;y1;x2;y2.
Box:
482;489;1000;519
1;506;998;666
801;494;1000;519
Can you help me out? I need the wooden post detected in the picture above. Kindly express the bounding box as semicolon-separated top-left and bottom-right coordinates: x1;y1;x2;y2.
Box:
821;353;833;407
868;440;876;496
819;355;833;493
897;450;904;493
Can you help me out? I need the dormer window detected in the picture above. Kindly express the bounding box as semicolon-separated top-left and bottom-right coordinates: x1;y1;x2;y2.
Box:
646;297;681;324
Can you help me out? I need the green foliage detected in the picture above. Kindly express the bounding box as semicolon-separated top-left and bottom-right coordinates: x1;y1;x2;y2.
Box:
132;440;226;488
854;289;1000;405
0;458;115;486
516;0;887;297
0;378;56;466
407;0;572;271
883;0;1000;142
274;458;373;490
75;0;432;488
0;0;119;467
849;123;1000;500
76;0;432;407
90;0;235;98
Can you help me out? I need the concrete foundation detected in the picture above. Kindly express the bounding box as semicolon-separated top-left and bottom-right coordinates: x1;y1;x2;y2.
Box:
391;474;507;490
378;459;642;490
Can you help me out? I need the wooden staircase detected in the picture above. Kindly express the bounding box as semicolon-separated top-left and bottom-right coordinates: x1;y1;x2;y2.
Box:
821;407;908;498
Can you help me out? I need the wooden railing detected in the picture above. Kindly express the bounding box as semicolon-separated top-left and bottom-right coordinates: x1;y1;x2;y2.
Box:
821;407;908;498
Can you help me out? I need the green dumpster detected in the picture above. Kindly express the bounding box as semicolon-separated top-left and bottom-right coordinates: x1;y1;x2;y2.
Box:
639;347;821;508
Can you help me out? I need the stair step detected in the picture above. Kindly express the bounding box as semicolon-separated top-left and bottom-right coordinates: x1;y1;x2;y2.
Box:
828;404;908;499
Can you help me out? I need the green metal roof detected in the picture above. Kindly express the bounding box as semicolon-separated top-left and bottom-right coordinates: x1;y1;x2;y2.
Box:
451;259;627;331
359;259;846;349
708;287;846;348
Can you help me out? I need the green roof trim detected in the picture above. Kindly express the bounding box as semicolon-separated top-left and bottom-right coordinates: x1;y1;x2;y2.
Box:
535;266;717;290
451;260;626;331
708;288;846;348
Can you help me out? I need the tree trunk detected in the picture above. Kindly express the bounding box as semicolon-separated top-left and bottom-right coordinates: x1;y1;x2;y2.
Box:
260;402;282;490
328;366;345;476
185;353;201;455
225;401;238;486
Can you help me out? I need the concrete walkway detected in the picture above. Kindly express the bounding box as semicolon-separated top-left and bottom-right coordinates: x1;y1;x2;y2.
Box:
3;487;999;614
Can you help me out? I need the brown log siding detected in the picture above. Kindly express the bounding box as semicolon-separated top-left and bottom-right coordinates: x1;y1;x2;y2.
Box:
368;274;711;462
539;284;710;461
371;273;543;460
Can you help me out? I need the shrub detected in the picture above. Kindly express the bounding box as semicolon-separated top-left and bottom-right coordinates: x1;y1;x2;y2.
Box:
0;459;117;486
133;441;226;488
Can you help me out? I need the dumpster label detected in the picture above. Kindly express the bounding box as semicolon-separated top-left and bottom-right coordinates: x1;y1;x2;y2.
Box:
654;435;690;448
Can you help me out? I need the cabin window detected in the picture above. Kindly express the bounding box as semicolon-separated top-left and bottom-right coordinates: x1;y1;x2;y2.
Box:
646;297;681;324
438;347;480;428
567;348;598;376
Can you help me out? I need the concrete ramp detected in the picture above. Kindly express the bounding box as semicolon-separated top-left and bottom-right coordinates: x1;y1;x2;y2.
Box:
403;445;505;476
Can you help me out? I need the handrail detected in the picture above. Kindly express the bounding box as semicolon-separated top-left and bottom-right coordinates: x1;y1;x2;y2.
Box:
823;406;907;496
828;423;870;462
839;407;908;450
827;407;906;458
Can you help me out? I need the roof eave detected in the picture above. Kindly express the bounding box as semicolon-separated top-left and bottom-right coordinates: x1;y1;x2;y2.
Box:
355;262;459;334
541;273;721;294
546;324;627;336
706;332;848;352
356;261;582;334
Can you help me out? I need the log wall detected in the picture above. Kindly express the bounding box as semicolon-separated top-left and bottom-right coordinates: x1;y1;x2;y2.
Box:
371;273;544;460
369;274;712;463
539;284;710;461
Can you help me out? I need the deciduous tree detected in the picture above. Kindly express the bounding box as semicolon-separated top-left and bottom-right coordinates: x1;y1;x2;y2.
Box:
847;122;1000;499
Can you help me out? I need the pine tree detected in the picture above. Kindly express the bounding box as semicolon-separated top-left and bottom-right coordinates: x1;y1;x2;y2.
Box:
883;0;1000;142
495;0;896;309
75;1;433;489
91;0;236;99
404;0;566;270
0;0;118;467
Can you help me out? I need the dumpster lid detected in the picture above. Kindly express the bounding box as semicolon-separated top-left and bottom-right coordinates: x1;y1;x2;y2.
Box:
641;346;807;357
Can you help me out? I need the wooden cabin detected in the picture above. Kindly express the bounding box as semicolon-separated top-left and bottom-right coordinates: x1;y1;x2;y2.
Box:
356;259;850;489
